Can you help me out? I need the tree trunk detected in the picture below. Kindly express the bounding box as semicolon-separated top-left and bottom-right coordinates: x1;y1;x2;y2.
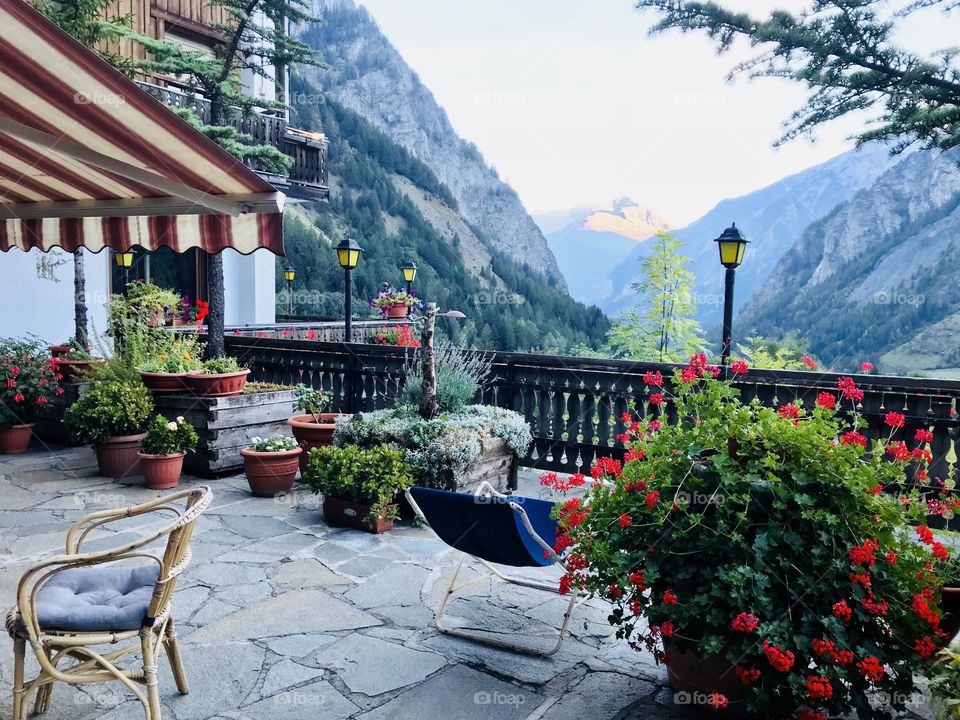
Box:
205;252;226;358
73;250;88;347
419;303;438;420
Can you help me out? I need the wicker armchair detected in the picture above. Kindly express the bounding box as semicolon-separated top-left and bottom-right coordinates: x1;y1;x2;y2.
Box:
5;486;212;720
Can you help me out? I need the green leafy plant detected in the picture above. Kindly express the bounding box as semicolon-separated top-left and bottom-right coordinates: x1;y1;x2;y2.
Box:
0;338;62;426
140;414;198;456
547;355;944;718
303;443;414;525
293;384;331;422
113;281;183;323
930;649;960;719
198;356;244;375
246;435;299;453
397;345;492;414
64;380;153;446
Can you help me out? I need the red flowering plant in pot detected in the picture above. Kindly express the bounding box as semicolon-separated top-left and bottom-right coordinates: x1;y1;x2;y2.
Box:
547;354;947;720
0;338;62;453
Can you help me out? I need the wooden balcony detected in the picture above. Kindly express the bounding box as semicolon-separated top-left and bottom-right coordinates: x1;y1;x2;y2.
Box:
136;80;329;201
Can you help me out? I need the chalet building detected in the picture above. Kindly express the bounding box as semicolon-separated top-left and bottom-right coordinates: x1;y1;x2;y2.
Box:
0;0;328;342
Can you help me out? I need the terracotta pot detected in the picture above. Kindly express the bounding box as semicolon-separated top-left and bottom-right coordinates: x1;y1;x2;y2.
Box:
240;447;302;497
146;310;166;328
941;587;960;640
56;359;103;382
0;424;34;454
95;433;148;478
287;413;348;471
139;371;190;395
185;369;250;397
48;344;72;358
138;452;185;490
383;303;409;319
665;643;749;718
323;496;394;533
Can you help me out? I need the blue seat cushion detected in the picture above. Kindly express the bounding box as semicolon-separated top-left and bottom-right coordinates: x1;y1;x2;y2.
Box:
32;564;159;632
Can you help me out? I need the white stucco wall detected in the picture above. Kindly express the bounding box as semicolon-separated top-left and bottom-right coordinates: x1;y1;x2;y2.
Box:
222;249;277;326
0;248;110;345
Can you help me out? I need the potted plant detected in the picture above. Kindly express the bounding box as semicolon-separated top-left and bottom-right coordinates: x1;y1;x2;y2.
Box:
0;338;62;454
137;415;198;490
185;356;250;397
371;324;420;347
369;285;422;319
64;380;154;477
240;435;302;497
549;355;946;718
287;385;345;471
122;281;184;327
54;342;104;382
303;443;414;533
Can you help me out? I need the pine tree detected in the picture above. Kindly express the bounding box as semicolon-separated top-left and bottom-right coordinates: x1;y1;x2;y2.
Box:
635;0;960;153
127;0;322;356
608;231;704;362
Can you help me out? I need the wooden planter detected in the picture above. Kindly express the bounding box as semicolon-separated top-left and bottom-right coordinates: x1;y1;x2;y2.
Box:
0;424;34;454
323;496;394;533
456;437;518;492
287;412;348;471
153;389;298;476
185;369;250;397
96;433;147;478
138;452;185;490
241;447;301;497
139;371;190;395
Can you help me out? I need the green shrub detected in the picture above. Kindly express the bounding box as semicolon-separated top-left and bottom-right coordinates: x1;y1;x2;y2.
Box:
293;384;331;421
303;443;414;524
396;345;492;413
65;381;153;446
140;415;198;456
199;356;243;374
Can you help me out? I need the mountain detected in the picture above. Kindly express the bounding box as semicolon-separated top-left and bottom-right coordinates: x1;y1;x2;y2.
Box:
284;75;609;353
599;144;899;323
536;198;673;306
740;147;960;372
298;0;566;289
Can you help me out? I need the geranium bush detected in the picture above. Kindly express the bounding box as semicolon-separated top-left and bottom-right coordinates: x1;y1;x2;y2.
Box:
372;324;420;347
546;354;947;719
0;338;62;426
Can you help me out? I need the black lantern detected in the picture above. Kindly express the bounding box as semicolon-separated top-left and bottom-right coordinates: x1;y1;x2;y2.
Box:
401;261;418;293
335;237;363;342
114;250;134;291
714;223;749;366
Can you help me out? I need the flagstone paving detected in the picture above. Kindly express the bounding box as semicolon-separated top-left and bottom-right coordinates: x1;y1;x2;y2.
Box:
0;445;937;719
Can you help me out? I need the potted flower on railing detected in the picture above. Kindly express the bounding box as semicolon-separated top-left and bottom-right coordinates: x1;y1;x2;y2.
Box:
549;354;946;719
64;380;154;477
369;286;422;319
303;443;414;533
286;385;346;471
185;356;250;397
137;415;198;490
0;338;62;454
240;435;302;497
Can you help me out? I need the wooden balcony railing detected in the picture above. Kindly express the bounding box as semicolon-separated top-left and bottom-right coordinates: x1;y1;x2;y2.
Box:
223;337;960;484
136;81;329;201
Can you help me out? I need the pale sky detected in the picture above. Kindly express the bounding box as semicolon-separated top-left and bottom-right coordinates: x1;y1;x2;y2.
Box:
357;1;956;226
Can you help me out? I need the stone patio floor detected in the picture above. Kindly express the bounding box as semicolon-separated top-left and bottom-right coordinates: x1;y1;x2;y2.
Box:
0;445;937;720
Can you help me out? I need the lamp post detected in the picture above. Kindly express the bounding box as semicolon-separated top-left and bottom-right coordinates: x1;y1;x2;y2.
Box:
335;236;363;343
714;222;749;366
401;261;418;294
418;303;466;420
114;250;133;292
283;266;296;316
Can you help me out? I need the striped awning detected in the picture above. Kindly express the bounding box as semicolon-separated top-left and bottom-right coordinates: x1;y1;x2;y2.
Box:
0;0;285;255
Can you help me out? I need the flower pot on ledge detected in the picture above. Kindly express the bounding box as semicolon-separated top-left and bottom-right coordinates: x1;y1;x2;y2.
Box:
322;496;394;534
0;424;34;454
138;452;185;490
185;369;250;397
383;303;409;319
240;446;302;497
139;371;190;395
287;412;349;471
95;433;148;478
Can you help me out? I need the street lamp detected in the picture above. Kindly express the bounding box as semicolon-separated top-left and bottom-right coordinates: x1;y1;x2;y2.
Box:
114;250;134;291
336;236;363;342
714;222;749;366
283;266;296;316
401;261;418;294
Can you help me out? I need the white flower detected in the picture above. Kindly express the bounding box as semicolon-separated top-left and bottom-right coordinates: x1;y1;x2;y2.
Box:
167;422;178;431
176;416;185;424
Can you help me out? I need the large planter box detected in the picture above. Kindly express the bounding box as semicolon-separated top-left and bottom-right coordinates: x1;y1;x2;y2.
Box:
153;389;297;476
456;437;518;492
34;381;92;446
